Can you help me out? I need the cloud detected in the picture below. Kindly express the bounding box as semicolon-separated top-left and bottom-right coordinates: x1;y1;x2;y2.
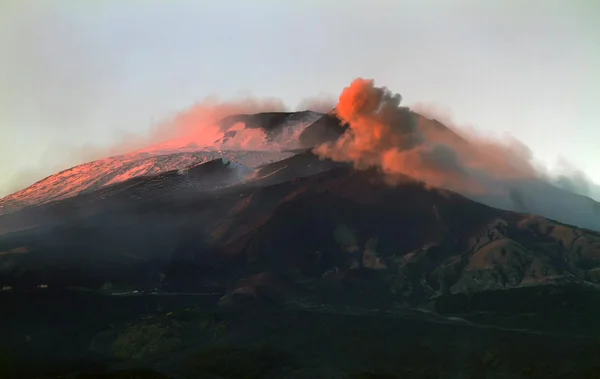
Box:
146;96;289;149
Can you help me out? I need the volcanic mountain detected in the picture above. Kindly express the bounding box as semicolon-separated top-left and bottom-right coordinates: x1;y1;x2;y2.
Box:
1;146;599;306
2;109;599;230
3;109;600;378
2;100;600;302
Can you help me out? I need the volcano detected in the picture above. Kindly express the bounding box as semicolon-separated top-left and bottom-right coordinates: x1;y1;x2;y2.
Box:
1;130;599;301
2;108;598;230
3;108;600;379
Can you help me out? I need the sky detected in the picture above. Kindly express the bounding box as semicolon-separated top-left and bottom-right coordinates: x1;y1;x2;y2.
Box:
1;0;599;197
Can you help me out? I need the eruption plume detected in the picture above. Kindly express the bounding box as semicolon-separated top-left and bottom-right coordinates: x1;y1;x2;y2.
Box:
315;78;540;195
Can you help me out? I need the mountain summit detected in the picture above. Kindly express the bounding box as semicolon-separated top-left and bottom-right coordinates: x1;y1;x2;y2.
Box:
2;107;598;230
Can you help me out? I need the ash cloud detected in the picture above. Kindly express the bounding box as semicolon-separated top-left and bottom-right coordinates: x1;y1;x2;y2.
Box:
314;78;537;195
144;97;289;149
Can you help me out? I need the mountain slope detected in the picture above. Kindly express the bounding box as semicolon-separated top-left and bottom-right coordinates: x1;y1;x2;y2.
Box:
0;150;289;216
1;152;599;308
205;165;600;302
0;111;329;216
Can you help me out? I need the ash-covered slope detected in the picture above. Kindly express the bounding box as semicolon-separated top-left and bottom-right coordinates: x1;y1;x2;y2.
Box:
1;151;599;308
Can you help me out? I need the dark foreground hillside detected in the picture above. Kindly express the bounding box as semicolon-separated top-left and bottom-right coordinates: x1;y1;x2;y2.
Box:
2;289;600;379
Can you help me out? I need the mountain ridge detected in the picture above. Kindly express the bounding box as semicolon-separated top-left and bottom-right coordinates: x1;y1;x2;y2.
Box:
0;111;333;216
3;109;599;231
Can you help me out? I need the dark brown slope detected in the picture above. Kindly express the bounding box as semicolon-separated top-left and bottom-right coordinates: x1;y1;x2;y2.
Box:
191;166;600;304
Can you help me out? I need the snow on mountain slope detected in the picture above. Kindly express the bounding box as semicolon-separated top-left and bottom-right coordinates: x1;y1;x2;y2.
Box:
0;111;327;216
0;150;293;216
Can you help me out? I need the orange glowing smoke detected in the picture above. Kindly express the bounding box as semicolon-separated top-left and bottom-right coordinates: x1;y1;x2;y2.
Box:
315;78;539;194
139;97;289;152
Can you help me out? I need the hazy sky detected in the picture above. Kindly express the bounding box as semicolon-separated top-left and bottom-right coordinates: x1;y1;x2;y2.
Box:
1;0;599;197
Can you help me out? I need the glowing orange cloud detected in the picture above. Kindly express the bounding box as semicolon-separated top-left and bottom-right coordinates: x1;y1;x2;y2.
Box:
314;78;541;194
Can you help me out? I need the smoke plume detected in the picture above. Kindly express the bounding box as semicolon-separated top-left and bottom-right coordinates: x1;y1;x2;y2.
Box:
314;78;543;195
142;96;289;150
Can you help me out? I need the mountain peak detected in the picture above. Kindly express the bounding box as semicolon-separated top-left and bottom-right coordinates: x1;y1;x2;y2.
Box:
1;109;599;232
